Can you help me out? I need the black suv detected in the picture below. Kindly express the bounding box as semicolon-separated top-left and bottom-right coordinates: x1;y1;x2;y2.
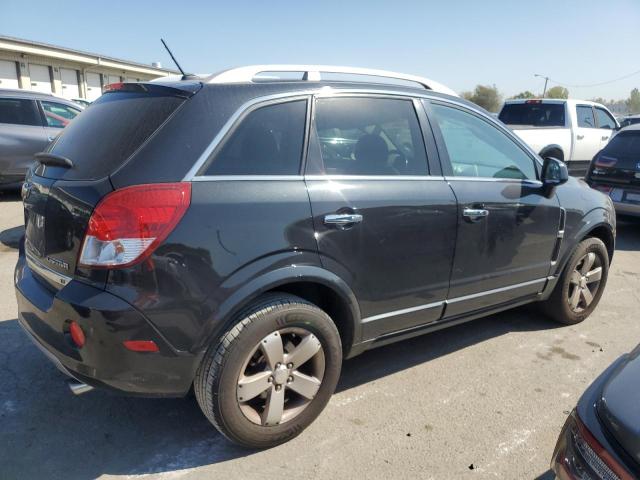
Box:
14;66;616;448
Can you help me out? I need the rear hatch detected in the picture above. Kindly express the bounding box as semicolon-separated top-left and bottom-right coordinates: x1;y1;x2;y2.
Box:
22;82;199;289
588;130;640;189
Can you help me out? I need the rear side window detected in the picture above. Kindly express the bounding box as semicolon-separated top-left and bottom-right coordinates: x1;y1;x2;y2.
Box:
204;100;307;175
47;91;185;180
594;107;616;130
0;98;41;126
41;101;80;128
576;105;596;128
432;103;537;180
499;103;565;127
314;97;428;176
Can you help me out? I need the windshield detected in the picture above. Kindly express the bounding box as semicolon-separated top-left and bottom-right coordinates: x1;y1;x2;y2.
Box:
499;103;566;127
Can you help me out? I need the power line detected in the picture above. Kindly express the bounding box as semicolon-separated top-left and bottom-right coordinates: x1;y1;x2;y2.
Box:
542;68;640;89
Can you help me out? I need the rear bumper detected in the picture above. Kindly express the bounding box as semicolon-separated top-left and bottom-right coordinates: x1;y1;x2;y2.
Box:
14;254;201;397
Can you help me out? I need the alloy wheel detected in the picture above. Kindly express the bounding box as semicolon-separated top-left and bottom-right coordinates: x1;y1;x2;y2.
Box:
567;252;603;313
237;327;325;426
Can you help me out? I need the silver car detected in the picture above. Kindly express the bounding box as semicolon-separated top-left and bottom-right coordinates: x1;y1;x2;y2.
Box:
0;89;82;188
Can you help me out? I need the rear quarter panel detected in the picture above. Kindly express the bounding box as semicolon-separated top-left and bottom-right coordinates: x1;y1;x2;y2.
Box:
104;179;321;352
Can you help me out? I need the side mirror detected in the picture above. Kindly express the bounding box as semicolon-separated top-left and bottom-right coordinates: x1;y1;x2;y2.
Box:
541;157;569;187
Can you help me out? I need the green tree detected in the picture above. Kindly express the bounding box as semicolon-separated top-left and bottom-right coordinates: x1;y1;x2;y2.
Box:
627;88;640;113
545;86;569;99
462;84;502;112
512;91;536;99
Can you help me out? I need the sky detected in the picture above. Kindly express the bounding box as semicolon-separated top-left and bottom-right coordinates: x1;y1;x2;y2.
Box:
2;0;639;100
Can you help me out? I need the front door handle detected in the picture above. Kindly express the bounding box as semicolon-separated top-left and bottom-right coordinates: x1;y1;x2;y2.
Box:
324;213;363;227
577;135;585;140
602;136;609;141
463;208;489;221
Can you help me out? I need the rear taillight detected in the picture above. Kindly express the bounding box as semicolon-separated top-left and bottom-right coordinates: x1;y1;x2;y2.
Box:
552;410;633;480
595;155;618;168
78;183;191;268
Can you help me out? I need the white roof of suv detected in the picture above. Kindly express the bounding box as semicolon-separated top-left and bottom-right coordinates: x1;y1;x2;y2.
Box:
154;65;458;97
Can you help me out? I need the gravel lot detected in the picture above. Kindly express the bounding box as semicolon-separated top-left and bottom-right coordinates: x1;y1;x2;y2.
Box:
1;189;639;480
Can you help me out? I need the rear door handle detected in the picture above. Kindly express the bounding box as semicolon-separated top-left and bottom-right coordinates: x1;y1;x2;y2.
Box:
602;136;609;141
577;135;585;140
463;208;489;221
324;213;363;227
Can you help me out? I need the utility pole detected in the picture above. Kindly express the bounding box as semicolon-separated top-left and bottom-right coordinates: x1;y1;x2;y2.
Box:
534;74;550;97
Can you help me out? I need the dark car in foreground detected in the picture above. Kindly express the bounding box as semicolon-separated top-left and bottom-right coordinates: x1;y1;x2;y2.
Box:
0;89;81;188
551;344;640;479
586;124;640;219
14;65;616;448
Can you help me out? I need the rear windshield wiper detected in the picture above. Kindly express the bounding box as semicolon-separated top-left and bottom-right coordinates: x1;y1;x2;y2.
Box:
34;152;74;168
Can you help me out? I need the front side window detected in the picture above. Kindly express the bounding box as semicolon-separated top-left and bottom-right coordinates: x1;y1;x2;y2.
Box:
314;97;428;176
594;107;616;130
41;101;80;128
0;98;41;126
431;103;537;180
205;100;307;175
576;105;596;128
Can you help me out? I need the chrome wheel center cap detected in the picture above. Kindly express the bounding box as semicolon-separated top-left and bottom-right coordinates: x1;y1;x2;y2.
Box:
273;365;289;385
579;277;587;289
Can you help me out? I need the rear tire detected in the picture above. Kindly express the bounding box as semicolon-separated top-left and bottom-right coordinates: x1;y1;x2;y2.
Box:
194;294;342;448
541;237;609;325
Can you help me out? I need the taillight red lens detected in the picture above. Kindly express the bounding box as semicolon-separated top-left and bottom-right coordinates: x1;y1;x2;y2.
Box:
123;340;159;352
79;183;191;268
69;321;85;348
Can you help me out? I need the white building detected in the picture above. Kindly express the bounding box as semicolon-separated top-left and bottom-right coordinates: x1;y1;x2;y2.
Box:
0;35;177;101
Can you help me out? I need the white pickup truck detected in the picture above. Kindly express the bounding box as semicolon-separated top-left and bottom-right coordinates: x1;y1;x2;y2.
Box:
498;99;620;176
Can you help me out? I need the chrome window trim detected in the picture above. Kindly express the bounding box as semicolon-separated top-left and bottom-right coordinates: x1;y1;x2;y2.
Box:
184;86;541;181
361;277;547;323
192;175;304;182
305;175;445;181
444;176;543;186
26;252;72;288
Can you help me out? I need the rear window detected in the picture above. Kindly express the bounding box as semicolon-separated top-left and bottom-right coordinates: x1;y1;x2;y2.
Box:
603;131;640;158
499;103;565;127
45;90;185;180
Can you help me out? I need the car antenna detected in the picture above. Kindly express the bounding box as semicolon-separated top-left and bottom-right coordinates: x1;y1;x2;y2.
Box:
160;38;189;79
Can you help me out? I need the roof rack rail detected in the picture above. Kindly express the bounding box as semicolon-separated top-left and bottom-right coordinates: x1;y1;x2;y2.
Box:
206;65;457;96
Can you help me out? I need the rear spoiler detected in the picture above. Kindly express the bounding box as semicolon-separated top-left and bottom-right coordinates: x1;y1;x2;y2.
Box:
103;81;202;98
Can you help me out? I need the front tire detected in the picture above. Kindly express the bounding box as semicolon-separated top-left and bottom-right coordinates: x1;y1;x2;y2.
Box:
542;237;609;325
194;294;342;448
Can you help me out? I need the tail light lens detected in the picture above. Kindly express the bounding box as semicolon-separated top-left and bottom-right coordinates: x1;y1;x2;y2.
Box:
79;183;191;268
552;410;633;480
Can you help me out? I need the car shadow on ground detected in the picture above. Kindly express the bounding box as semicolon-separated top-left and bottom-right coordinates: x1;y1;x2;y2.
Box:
0;225;23;251
0;307;560;479
0;189;21;202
